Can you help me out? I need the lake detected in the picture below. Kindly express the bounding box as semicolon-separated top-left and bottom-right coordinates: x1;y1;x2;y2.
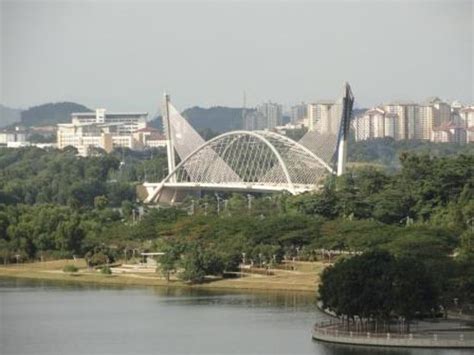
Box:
0;278;470;355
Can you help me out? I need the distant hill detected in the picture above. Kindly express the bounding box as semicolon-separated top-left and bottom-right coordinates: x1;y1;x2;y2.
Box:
182;106;245;133
148;106;246;134
21;102;92;126
0;105;22;128
148;115;163;130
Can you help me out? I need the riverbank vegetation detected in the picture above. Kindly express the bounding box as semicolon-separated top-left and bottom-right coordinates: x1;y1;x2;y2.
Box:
0;147;472;309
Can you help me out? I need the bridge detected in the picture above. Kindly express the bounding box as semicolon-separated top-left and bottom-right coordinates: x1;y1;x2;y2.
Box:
143;83;354;204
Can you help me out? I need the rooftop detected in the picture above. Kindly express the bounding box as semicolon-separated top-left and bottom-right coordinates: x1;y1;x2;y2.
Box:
71;112;148;117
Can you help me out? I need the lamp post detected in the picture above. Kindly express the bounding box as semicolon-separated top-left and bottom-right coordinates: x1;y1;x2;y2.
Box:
247;194;253;214
215;193;222;215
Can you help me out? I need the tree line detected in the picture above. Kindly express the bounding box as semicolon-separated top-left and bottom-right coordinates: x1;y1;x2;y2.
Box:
0;147;472;312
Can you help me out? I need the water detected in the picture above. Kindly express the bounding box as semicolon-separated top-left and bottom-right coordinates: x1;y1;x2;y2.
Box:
0;278;470;355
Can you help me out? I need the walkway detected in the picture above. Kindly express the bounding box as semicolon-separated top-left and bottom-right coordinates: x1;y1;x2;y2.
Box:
312;320;474;348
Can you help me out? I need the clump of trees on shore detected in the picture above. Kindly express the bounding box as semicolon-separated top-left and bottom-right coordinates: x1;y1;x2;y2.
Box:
319;251;438;332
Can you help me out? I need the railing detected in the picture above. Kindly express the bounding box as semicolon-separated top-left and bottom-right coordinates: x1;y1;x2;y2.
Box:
312;321;474;348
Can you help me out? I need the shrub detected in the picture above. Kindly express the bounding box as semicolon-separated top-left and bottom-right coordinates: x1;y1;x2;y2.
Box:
100;266;112;275
63;264;79;273
85;251;111;267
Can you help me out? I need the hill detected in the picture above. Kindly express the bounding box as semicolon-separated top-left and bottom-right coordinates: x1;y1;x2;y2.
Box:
0;105;22;128
20;102;92;126
148;106;246;134
182;106;245;133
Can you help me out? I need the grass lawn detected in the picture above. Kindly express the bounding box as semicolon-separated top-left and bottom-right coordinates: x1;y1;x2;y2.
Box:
0;259;327;293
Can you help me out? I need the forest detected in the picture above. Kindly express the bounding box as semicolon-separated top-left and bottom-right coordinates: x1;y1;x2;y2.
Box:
0;146;472;306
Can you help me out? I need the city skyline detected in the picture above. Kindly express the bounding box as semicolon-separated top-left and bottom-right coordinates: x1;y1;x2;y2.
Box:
1;0;472;115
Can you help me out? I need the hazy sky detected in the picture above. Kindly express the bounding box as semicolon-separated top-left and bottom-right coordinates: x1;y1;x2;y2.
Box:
1;0;473;115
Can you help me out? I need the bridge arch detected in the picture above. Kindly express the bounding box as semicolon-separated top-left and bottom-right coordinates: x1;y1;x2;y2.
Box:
145;130;334;203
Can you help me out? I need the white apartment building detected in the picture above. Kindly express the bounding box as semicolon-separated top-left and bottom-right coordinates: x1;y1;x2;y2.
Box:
353;97;473;144
243;111;266;131
257;102;283;129
353;108;386;141
460;107;474;127
383;101;418;140
467;127;474;143
384;113;400;139
307;100;342;134
290;103;307;124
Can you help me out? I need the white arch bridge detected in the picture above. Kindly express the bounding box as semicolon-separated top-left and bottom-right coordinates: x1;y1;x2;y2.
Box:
143;83;354;204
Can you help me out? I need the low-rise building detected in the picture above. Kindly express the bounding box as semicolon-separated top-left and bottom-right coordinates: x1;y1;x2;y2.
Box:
132;127;166;148
57;108;165;156
0;127;27;145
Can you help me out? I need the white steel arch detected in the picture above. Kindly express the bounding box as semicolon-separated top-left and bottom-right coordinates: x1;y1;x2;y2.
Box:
145;130;333;203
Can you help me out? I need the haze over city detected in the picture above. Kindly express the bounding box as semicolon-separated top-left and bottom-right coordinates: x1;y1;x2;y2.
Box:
1;0;473;114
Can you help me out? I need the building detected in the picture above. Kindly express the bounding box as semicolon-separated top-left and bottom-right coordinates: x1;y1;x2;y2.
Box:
57;109;156;156
467;127;474;143
383;101;418;140
132;127;166;148
0;127;27;145
431;121;467;144
353;108;386;141
290;103;307;124
431;128;451;143
70;109;147;134
383;113;399;139
256;102;283;129
351;98;472;144
243;111;266;131
460;107;474;128
307;100;342;134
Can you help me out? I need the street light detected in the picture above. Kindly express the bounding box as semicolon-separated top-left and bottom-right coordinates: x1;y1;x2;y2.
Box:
247;194;253;214
215;193;222;215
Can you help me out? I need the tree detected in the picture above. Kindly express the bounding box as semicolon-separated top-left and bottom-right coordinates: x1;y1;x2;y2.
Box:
94;195;109;210
159;244;181;282
392;256;438;330
319;251;440;332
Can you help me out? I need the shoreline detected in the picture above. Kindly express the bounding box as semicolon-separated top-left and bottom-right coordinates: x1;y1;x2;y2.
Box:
312;321;474;349
0;259;323;294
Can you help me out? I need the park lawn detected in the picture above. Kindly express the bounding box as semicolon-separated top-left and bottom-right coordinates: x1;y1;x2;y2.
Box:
0;259;327;293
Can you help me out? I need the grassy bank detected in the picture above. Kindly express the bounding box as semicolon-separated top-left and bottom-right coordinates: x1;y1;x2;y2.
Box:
0;259;325;293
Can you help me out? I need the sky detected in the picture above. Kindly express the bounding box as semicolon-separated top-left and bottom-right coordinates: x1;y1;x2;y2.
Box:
1;0;473;115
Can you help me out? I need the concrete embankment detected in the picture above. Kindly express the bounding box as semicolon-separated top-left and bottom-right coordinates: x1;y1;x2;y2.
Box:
312;321;474;348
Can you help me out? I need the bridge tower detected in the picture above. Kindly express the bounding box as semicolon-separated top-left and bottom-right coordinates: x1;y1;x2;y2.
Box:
336;82;354;176
163;93;176;183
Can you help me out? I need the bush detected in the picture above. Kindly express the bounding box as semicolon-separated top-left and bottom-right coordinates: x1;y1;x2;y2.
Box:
63;264;79;273
85;249;114;267
100;266;112;275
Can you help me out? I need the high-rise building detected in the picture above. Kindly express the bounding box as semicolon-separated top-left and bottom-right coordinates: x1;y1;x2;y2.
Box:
290;103;307;124
383;101;418;140
460;107;474;128
384;113;400;139
353;108;385;141
257;102;283;129
352;98;471;144
460;107;474;143
307;100;342;134
243;111;266;131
